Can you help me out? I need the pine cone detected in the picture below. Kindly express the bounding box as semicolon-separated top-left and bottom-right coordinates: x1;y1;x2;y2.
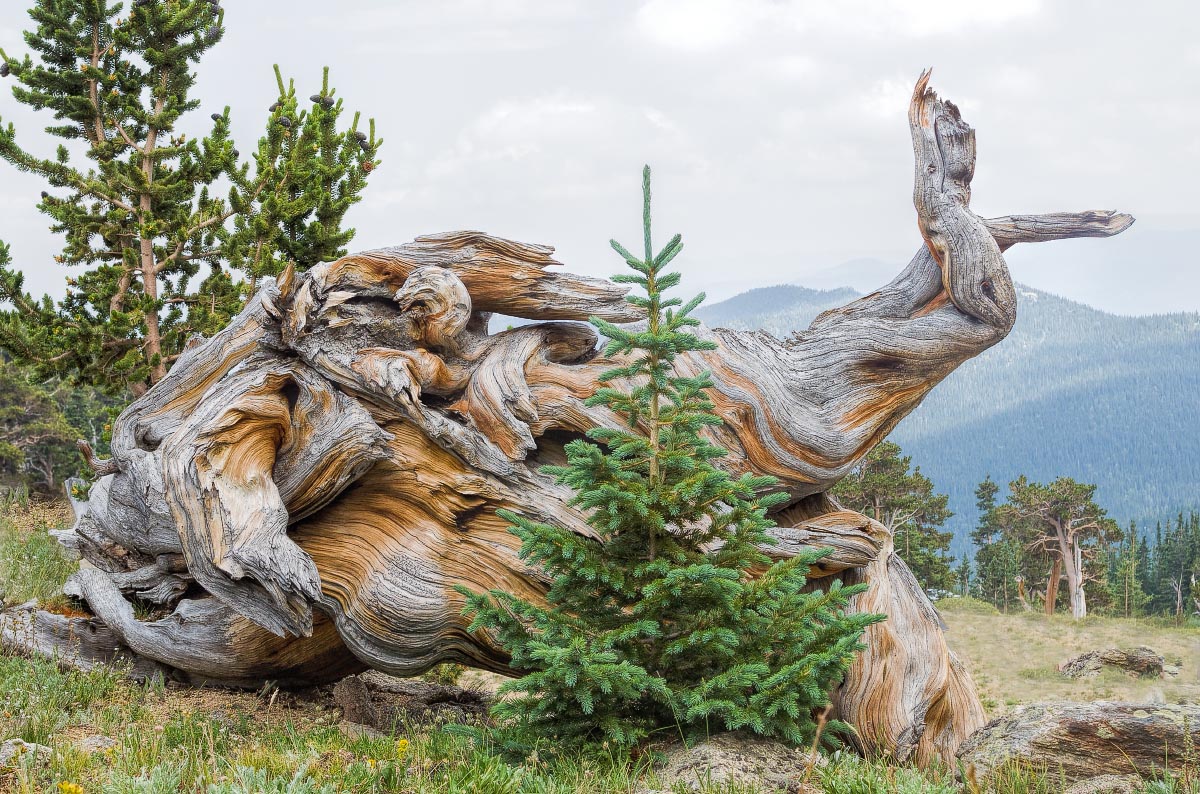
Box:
278;117;292;129
320;97;334;109
206;28;220;43
309;94;322;103
0;63;9;78
269;102;281;112
354;131;367;141
211;113;222;122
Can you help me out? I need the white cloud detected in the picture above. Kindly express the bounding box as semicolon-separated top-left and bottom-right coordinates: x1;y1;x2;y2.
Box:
421;95;709;204
0;0;1194;314
634;0;767;51
857;77;917;121
635;0;1042;50
426;97;601;179
779;0;1042;37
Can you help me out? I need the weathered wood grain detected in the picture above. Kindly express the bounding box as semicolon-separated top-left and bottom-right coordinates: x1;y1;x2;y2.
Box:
1;73;1133;766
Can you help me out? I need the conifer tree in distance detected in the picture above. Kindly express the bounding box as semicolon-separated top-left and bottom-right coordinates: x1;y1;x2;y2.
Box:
460;167;882;753
831;440;954;592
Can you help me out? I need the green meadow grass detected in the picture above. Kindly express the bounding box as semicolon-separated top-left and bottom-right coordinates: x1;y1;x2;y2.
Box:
1;501;1196;793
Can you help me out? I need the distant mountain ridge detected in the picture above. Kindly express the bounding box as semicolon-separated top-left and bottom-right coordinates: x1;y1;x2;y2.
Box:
696;283;1200;556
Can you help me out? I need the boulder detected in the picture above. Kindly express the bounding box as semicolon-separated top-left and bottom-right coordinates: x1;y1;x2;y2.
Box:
958;701;1200;784
0;738;51;767
75;734;117;754
1059;647;1166;679
330;672;490;732
1062;775;1143;794
331;675;379;728
641;733;822;794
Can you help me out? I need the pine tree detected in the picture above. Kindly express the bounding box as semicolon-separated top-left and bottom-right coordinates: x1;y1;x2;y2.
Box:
0;0;238;394
460;167;882;753
1147;512;1200;620
954;555;972;597
1104;523;1150;618
971;476;1024;612
0;356;82;493
0;2;382;396
831;440;954;593
224;65;381;289
988;476;1119;619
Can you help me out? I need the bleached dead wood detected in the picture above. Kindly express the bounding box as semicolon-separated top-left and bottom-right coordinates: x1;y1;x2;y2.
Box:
0;73;1132;766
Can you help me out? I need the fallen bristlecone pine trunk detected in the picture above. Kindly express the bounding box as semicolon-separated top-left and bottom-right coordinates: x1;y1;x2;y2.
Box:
1059;646;1170;679
638;733;823;794
0;72;1134;767
958;701;1200;785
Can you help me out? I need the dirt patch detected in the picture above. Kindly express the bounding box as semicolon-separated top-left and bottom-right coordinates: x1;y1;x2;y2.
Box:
3;500;72;535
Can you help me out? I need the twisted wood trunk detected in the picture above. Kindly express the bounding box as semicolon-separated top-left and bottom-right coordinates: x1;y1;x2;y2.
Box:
1;73;1132;766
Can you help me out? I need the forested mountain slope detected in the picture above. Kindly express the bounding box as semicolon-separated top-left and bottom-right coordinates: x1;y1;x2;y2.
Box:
696;284;1200;555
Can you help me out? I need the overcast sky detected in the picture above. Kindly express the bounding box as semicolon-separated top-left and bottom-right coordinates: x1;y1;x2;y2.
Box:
1;1;1196;315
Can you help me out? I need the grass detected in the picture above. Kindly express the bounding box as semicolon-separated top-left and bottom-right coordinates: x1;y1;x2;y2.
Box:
939;600;1200;712
0;501;1197;792
0;497;75;610
0;649;655;793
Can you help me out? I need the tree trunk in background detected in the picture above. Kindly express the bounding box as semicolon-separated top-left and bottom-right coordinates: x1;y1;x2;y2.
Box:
1;73;1133;767
1067;541;1088;619
1045;557;1061;615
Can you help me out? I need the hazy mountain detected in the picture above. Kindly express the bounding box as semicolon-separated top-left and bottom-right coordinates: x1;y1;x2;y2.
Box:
696;283;1200;556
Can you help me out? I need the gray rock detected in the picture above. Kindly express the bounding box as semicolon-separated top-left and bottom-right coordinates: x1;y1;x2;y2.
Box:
331;672;490;732
640;733;823;794
76;734;117;754
336;720;388;740
1062;775;1143;794
0;738;51;767
332;675;379;728
1059;646;1166;679
959;701;1200;784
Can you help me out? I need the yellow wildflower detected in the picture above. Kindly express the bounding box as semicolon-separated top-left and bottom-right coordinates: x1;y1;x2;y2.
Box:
395;738;410;756
58;783;85;794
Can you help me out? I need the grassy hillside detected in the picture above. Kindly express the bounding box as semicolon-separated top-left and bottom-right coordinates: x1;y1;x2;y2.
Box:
937;598;1199;714
696;284;1200;555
